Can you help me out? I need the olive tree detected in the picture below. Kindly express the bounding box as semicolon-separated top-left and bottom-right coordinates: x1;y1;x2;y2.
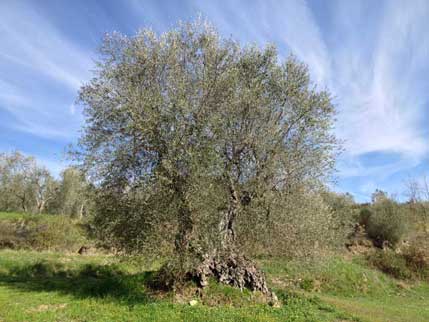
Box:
32;167;58;214
56;167;88;218
0;151;58;214
76;21;338;293
0;151;36;212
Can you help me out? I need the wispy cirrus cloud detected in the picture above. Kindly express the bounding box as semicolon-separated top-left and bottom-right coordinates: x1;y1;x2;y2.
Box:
0;1;93;142
0;0;428;199
0;1;93;91
194;0;331;85
328;1;429;196
336;0;428;157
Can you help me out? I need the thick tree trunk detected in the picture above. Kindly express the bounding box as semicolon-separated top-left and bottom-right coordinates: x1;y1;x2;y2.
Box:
170;172;194;258
167;180;276;304
219;185;240;249
219;207;237;249
191;185;277;304
193;252;278;304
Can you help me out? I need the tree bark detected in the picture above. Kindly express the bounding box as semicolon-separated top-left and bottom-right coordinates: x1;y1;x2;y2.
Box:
19;194;27;213
219;184;239;249
193;252;277;304
172;174;194;257
78;203;85;220
192;184;276;303
37;200;45;214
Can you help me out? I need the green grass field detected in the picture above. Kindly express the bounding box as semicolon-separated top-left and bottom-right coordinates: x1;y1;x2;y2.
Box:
0;250;356;322
0;250;427;321
0;212;428;321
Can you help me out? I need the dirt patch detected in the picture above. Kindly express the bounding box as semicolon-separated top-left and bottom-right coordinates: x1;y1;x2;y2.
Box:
29;303;67;313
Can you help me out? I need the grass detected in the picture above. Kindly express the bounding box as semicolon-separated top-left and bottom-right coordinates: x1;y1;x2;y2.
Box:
262;256;429;322
0;250;357;322
0;251;427;321
0;211;427;321
0;211;61;221
320;287;429;322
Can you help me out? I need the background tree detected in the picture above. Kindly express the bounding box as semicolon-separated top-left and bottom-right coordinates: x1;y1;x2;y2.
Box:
0;151;59;214
57;167;88;218
76;20;339;293
32;167;58;214
0;151;36;212
371;189;389;204
404;176;429;231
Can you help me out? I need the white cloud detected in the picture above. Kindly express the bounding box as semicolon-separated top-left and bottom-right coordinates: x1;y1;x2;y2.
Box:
0;80;30;107
321;1;429;181
0;2;93;91
0;2;92;141
0;78;81;140
69;103;76;115
266;0;330;85
190;0;330;85
0;0;428;187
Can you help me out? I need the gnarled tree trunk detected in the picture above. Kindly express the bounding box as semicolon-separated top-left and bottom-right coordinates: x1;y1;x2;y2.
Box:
219;193;238;249
192;185;276;303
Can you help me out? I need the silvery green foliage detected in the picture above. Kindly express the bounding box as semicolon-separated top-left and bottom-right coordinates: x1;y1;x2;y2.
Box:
0;151;36;212
237;188;344;259
56;167;89;218
0;151;58;214
77;20;339;257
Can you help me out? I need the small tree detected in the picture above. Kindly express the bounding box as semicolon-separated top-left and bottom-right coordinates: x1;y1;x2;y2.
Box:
76;20;339;293
57;167;88;218
0;151;36;212
371;189;389;204
404;176;429;229
0;151;60;214
367;197;407;247
32;167;58;214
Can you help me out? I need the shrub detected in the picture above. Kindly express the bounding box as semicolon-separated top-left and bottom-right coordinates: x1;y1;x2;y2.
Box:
0;221;21;249
0;213;88;251
367;250;413;280
402;234;429;280
358;208;372;228
366;200;406;247
237;190;344;259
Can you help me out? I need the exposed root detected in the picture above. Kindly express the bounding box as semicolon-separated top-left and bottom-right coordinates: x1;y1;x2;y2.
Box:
193;252;278;305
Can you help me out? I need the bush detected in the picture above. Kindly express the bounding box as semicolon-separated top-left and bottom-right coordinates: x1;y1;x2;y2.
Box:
403;234;429;280
366;231;429;280
0;212;88;251
0;220;21;249
367;250;413;280
366;200;406;247
358;208;372;228
237;190;344;259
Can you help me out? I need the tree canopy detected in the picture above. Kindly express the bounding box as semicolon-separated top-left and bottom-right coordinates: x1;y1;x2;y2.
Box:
77;20;339;292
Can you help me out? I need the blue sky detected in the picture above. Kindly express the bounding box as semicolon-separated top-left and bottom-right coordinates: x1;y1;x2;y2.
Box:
1;0;428;202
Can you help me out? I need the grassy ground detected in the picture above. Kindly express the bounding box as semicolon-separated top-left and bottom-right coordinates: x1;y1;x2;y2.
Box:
0;212;50;221
0;211;427;321
0;251;427;321
0;250;357;322
262;257;429;322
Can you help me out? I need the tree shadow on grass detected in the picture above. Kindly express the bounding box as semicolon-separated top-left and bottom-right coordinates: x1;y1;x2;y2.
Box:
0;261;158;306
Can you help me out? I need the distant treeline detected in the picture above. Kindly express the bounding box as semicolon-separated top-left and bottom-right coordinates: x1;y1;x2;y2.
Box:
0;151;89;217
